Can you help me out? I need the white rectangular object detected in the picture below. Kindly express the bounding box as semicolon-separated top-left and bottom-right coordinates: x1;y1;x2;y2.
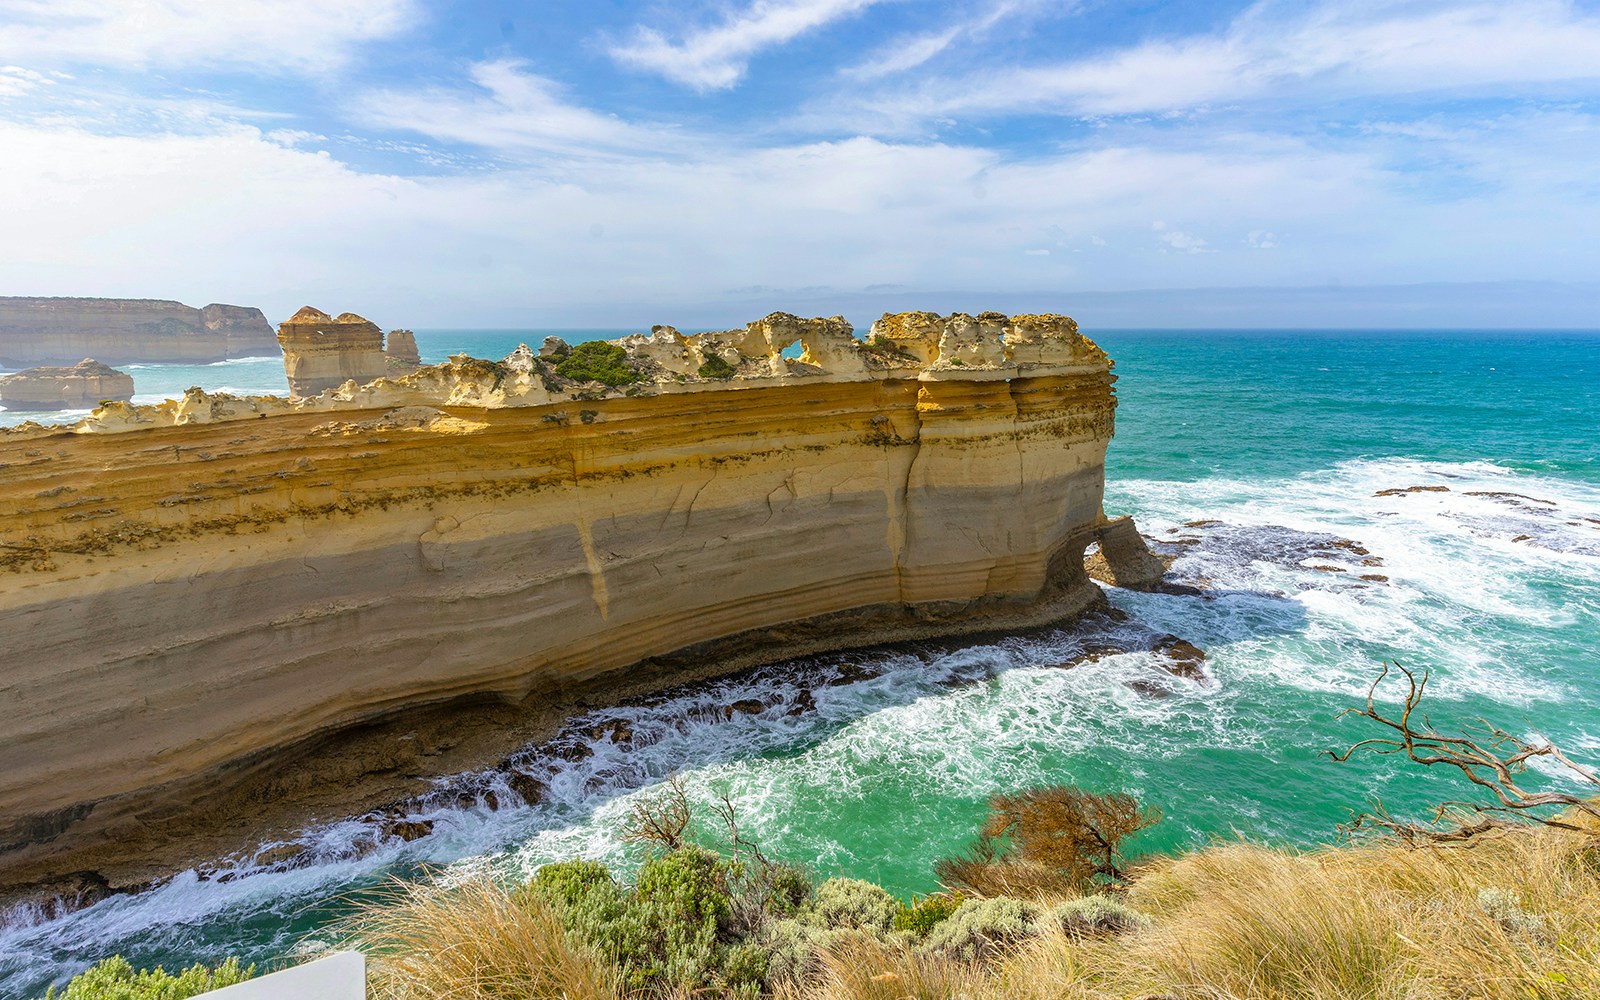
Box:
199;952;364;998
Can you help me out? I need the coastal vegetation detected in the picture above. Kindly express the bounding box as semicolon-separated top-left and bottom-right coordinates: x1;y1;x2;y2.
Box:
40;956;252;999
38;665;1600;999
697;355;737;379
554;341;644;387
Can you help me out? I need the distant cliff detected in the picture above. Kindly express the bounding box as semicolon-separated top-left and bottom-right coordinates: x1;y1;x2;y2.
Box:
0;297;278;367
0;359;134;411
0;310;1139;890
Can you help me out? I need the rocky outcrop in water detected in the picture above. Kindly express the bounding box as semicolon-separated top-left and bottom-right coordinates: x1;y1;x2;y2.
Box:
0;359;134;411
0;297;277;366
1085;516;1169;590
0;310;1122;889
385;329;421;370
276;306;389;397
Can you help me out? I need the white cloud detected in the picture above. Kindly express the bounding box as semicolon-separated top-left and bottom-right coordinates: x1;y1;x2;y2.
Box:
610;0;886;91
826;0;1600;128
0;0;417;73
0;64;47;97
1158;227;1213;254
354;60;687;157
1;99;1597;325
1247;230;1280;249
840;0;1066;82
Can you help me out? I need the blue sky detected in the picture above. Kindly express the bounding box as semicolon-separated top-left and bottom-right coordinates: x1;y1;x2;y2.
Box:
1;0;1597;328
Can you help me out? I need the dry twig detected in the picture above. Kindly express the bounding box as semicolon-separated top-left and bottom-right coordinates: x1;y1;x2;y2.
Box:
1326;661;1600;843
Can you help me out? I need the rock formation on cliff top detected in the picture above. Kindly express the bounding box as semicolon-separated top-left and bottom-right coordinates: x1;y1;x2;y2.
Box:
0;359;134;411
256;308;1107;414
0;297;277;367
0;309;1145;890
385;329;421;370
276;306;389;397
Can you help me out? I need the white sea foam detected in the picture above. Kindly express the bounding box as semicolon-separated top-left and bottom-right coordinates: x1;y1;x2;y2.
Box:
5;454;1599;993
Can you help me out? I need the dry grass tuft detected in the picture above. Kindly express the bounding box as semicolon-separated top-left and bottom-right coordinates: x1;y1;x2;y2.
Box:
348;877;622;1000
779;933;983;1000
341;813;1600;1000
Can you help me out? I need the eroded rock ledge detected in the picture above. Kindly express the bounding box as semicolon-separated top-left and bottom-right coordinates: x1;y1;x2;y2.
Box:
0;310;1122;888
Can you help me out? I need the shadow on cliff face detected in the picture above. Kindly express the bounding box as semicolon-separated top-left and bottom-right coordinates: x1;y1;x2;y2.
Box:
0;544;1323;989
175;578;1314;890
0;524;1336;944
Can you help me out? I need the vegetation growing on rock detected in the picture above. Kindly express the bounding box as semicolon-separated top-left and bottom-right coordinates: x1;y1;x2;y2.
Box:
556;341;643;387
698;355;737;379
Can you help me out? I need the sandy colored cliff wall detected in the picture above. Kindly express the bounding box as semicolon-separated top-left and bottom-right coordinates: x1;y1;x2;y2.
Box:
0;311;1116;886
0;297;278;367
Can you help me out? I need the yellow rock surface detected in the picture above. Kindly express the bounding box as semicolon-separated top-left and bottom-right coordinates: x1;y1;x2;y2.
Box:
0;310;1117;880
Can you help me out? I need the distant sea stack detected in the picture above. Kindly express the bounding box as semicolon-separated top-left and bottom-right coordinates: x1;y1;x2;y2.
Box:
276;306;389;397
0;359;135;411
0;309;1162;891
385;328;421;369
0;297;277;367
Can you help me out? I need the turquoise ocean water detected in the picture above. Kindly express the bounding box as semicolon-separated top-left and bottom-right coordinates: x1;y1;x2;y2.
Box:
2;328;1598;994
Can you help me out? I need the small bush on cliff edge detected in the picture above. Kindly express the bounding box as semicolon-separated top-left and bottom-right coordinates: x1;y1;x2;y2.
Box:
936;785;1160;897
698;355;737;379
555;341;642;387
41;956;254;1000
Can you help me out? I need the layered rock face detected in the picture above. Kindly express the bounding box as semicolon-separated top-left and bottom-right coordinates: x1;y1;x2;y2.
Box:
0;298;277;366
385;329;421;368
0;359;134;411
0;310;1118;884
275;307;389;397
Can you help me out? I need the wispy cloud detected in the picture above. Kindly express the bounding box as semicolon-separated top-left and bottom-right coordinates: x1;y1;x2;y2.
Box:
0;64;48;97
355;60;687;158
609;0;887;90
839;0;1067;82
823;0;1600;130
0;0;418;73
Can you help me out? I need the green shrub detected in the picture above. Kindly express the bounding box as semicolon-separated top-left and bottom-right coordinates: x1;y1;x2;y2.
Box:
554;341;641;387
894;892;965;937
530;858;618;909
921;896;1040;961
697;355;737;379
530;848;761;994
41;955;254;1000
1476;887;1547;937
804;877;899;932
1046;894;1151;936
760;918;862;987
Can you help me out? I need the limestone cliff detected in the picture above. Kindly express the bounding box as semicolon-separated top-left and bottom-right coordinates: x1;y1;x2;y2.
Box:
276;306;389;397
0;297;277;366
0;359;134;411
385;329;421;369
0;310;1119;886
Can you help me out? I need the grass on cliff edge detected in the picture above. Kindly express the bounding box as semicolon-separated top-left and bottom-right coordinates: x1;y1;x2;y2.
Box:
344;810;1600;1000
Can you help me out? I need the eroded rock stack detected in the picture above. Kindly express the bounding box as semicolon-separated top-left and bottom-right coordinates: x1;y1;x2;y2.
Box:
385;329;421;370
276;307;388;397
0;359;134;411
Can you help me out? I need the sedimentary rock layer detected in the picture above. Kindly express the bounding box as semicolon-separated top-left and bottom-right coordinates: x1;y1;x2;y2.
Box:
385;329;421;368
0;359;134;411
0;311;1117;884
0;298;277;366
276;306;388;396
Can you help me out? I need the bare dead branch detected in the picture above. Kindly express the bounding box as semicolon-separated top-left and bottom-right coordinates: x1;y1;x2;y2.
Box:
1326;661;1600;844
621;775;693;851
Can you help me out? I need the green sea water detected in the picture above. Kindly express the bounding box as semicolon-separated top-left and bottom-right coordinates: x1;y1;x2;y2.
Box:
3;328;1598;995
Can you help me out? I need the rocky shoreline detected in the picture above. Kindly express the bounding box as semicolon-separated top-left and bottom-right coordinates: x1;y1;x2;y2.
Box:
0;309;1156;904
